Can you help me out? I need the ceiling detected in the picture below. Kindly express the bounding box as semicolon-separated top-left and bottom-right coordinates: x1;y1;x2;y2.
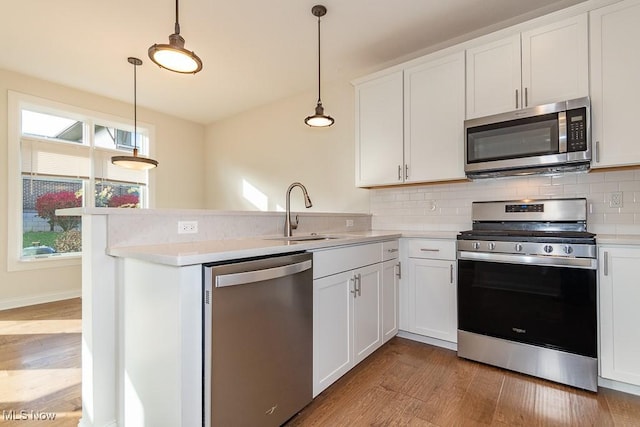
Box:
3;0;586;125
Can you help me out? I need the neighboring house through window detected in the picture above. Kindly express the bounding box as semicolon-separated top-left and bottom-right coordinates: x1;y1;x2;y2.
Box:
7;91;155;271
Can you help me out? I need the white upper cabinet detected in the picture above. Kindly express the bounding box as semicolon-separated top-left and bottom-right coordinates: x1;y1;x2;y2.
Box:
355;71;404;186
355;51;465;187
466;35;522;119
466;14;588;119
404;51;465;183
590;0;640;168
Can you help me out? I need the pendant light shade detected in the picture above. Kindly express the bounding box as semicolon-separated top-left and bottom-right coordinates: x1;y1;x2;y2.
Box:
111;57;159;171
148;0;203;74
305;5;334;127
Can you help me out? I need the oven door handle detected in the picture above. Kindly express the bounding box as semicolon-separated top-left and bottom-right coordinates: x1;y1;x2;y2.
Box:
458;251;597;270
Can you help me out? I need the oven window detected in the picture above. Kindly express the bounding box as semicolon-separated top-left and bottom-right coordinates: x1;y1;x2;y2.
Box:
467;113;559;163
457;259;596;357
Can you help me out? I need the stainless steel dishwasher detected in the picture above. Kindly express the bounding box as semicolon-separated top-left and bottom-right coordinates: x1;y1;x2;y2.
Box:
203;252;313;427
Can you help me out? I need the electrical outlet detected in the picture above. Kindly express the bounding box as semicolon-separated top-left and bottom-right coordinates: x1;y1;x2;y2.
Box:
609;191;623;208
346;219;354;227
178;220;198;234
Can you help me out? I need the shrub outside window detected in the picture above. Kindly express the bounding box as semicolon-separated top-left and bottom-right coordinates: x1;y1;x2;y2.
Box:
9;91;153;267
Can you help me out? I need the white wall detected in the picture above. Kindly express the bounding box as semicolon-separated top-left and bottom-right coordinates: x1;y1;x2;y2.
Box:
371;169;640;236
204;80;370;214
0;68;206;309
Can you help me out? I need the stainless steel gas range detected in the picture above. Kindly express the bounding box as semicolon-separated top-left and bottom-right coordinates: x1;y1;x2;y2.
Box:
456;198;598;391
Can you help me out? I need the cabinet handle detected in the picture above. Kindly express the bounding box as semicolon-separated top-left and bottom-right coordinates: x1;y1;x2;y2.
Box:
350;276;357;298
405;164;409;180
356;273;362;297
603;251;609;276
450;264;454;284
386;248;399;253
525;87;528;107
420;248;440;252
396;261;402;279
595;141;600;163
515;89;519;109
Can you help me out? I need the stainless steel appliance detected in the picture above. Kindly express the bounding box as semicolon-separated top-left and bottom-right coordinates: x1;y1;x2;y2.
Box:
456;198;597;391
203;252;313;426
464;97;591;179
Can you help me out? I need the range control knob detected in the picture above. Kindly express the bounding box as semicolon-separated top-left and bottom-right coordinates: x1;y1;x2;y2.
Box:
488;242;496;250
543;245;554;254
515;243;523;252
472;242;480;250
564;245;574;255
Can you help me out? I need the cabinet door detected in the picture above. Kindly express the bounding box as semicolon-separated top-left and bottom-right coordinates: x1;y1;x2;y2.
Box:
382;258;400;343
313;270;353;396
590;0;640;168
404;51;465;182
353;263;382;364
599;247;640;386
408;258;457;343
466;34;521;118
355;71;404;187
521;14;588;108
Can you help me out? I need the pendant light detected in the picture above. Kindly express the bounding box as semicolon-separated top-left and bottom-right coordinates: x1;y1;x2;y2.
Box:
111;57;159;170
305;5;334;127
148;0;203;74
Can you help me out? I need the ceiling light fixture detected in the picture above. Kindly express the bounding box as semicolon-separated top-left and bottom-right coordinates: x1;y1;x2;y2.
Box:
148;0;203;74
112;57;159;171
305;5;334;127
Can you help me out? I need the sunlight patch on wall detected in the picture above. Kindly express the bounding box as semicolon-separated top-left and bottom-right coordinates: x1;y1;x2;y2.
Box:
242;179;268;211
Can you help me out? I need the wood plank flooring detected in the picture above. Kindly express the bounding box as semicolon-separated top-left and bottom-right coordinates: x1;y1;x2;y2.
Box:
0;298;81;426
2;298;640;426
287;338;640;426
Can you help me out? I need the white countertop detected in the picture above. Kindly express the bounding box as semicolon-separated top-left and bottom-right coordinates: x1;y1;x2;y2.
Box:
596;234;640;245
108;230;406;266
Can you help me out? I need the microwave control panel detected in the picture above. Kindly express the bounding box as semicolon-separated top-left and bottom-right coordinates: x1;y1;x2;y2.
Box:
566;107;587;152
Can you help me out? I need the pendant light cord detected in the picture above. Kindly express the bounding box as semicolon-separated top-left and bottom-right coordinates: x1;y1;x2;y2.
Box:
133;61;138;152
316;14;322;105
174;0;181;35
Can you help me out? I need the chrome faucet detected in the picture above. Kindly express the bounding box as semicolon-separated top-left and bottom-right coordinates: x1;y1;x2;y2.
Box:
284;182;312;237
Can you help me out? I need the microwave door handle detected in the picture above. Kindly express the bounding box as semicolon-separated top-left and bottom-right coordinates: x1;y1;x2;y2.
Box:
558;111;567;153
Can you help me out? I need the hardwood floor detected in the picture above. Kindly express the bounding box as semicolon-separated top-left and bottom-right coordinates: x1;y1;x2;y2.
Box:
1;299;639;426
0;298;81;426
287;338;640;427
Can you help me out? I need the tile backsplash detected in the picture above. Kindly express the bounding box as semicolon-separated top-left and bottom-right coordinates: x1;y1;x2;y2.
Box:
371;168;640;236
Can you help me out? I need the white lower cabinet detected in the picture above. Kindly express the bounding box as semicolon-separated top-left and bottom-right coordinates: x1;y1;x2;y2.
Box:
599;245;640;387
404;239;457;344
382;257;400;344
312;240;398;397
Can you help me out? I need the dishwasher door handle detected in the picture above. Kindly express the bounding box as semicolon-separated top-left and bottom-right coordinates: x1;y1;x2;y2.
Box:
215;259;312;288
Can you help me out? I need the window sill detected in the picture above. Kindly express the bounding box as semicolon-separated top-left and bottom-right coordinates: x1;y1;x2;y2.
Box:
8;253;82;272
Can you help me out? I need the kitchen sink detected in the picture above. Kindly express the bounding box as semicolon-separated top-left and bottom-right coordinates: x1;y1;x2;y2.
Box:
264;235;341;242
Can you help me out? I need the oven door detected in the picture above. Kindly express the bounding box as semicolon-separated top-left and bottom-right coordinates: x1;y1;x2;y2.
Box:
457;252;597;358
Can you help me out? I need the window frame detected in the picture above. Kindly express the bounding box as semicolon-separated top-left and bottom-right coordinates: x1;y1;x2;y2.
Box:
7;91;156;271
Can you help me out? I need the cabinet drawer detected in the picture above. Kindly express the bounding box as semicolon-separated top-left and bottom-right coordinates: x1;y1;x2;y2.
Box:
407;239;455;260
382;240;399;261
313;243;382;279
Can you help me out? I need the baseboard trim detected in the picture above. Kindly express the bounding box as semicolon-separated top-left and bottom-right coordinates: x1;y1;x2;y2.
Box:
397;330;457;351
0;290;81;311
598;377;640;396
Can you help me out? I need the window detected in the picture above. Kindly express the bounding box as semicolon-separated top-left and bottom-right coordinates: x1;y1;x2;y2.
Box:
8;91;155;270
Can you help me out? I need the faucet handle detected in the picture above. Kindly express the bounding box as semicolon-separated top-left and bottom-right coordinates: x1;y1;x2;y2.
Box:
292;214;299;230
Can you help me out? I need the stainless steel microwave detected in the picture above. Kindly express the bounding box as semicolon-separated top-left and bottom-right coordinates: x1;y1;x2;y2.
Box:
464;97;591;179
